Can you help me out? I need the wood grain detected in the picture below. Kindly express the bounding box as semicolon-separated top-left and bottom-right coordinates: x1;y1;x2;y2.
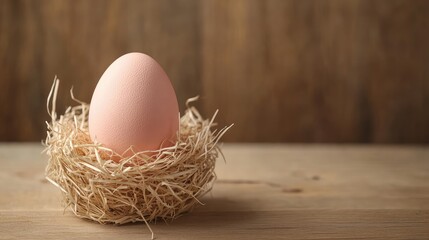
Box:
201;0;429;142
0;143;428;239
1;210;428;240
1;1;429;142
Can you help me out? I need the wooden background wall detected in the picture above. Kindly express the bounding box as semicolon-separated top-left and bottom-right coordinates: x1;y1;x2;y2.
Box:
1;0;429;143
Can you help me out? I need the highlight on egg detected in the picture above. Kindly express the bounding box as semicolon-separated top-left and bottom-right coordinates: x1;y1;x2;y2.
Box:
88;52;179;158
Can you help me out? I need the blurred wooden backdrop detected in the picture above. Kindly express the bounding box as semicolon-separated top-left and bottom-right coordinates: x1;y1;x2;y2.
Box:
1;0;429;143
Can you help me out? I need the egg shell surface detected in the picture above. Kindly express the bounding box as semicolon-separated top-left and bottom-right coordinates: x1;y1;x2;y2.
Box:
89;52;179;157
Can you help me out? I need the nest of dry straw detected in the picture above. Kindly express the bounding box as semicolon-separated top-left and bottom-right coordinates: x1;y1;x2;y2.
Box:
44;79;231;238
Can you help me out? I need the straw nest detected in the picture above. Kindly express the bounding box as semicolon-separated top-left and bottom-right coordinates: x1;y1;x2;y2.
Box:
44;78;232;238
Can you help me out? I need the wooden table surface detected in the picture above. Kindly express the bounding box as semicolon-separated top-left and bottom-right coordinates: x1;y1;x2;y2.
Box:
1;143;428;239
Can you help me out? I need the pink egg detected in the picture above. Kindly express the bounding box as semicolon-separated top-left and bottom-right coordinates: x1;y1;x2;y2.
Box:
89;52;179;159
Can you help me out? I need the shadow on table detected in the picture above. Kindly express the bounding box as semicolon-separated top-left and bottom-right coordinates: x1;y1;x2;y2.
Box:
111;197;256;228
167;197;258;229
86;197;257;239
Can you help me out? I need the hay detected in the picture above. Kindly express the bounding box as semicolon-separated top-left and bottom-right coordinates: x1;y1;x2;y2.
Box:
44;77;232;239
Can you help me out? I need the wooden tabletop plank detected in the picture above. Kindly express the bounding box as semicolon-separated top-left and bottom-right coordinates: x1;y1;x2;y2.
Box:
1;143;428;239
1;210;428;240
